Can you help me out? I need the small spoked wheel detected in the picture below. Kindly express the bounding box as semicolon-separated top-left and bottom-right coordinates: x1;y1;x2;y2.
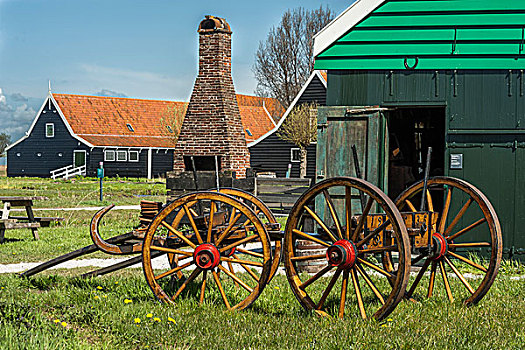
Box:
217;188;282;282
284;177;411;320
142;192;272;310
395;176;502;305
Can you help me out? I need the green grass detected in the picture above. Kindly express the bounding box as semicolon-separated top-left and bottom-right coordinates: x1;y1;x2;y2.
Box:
0;270;524;350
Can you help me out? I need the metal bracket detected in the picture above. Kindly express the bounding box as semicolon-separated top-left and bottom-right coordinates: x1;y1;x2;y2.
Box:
452;27;457;54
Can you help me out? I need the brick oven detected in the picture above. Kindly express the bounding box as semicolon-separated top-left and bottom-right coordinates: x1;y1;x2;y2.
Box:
172;15;250;178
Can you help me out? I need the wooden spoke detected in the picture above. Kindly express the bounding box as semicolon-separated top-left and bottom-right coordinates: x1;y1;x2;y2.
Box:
171;267;202;301
241;209;260;228
427;261;437;298
183;204;203;244
212;271;231;309
351;197;374;241
219;234;259;253
439;260;454;302
356;264;385;305
149;246;193;256
447;218;487;242
207;202;216;243
438;187;453;233
292;229;331;248
405;199;417;212
232;254;260;282
444;256;475;295
323;190;343;239
199;270;207;304
229;207;237;225
358;245;397;254
356;219;391;248
339;270;350;319
227;261;238;288
443;198;473;237
405;258;431;298
411;254;425;266
161;221;196;249
316;268;342;310
291;253;326;261
357;257;395;279
345;187;352;239
449;242;491;249
215;213;242;245
448;251;488;272
426;189;434;212
155;261;193;281
351;268;367;319
304;206;338;243
236;248;264;259
218;265;253;293
220;256;264;267
299;265;333;290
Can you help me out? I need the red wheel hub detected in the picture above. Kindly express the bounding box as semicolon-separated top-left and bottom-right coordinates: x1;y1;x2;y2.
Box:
326;240;357;269
430;233;448;260
193;243;221;270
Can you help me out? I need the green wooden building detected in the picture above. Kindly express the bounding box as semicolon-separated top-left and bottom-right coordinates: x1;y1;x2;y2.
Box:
313;0;525;257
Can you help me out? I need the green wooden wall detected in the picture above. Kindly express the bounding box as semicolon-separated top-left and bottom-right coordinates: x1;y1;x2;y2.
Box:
315;0;525;70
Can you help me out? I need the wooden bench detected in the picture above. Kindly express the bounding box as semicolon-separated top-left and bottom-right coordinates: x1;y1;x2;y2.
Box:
254;177;312;214
8;216;65;227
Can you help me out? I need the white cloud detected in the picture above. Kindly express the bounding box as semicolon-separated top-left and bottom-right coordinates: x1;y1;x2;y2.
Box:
0;88;37;143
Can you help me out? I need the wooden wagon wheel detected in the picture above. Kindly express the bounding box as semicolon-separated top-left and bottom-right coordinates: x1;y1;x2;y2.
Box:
283;177;411;320
395;176;502;305
216;188;282;282
142;192;272;310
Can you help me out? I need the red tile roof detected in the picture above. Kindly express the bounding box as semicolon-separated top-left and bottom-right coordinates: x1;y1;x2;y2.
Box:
52;93;281;148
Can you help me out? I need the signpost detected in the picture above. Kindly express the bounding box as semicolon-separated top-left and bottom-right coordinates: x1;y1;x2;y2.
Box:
97;162;104;201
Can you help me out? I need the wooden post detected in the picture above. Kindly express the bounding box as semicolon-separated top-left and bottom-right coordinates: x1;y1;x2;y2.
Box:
25;202;39;240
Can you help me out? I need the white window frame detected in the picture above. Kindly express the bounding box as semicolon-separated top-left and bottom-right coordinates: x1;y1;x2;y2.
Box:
290;148;301;163
45;123;54;138
128;150;139;162
116;150;127;162
104;150;116;162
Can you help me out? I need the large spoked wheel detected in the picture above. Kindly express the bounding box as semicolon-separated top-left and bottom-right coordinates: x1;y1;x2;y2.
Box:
284;177;411;320
395;176;502;305
142;192;272;310
217;188;282;282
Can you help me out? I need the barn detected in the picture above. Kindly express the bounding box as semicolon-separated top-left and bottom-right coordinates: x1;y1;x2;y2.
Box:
248;70;327;179
6;92;278;179
313;0;525;257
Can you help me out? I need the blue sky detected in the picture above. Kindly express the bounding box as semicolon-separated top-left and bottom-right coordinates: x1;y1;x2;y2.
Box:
0;0;350;145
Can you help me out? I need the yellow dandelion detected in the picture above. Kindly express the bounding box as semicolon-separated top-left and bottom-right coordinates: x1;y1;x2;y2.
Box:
153;317;161;322
124;299;132;304
381;324;387;328
387;318;393;322
115;281;119;285
167;317;176;324
102;295;107;298
53;319;60;323
96;286;103;290
146;313;153;318
61;322;67;327
134;318;141;324
94;295;100;300
274;286;280;290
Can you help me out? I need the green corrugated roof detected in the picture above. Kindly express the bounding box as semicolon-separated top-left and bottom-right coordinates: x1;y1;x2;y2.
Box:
314;0;525;70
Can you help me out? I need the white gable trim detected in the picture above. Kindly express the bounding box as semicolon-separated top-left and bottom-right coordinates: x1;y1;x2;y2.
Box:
262;104;277;127
6;93;93;151
248;70;326;148
313;0;387;57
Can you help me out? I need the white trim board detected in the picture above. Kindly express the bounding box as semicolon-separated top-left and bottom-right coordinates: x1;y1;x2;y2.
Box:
247;70;327;148
6;93;93;151
313;0;387;57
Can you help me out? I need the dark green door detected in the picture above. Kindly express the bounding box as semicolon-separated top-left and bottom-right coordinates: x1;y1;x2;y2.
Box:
73;151;86;168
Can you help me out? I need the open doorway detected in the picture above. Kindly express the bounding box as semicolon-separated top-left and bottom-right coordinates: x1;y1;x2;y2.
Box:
387;107;446;200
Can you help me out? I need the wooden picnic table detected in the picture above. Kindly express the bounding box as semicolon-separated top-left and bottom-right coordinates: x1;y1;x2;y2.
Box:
0;196;63;243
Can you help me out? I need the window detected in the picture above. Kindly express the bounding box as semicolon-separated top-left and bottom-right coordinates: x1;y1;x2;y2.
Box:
245;129;253;136
104;150;116;161
167;125;173;133
116;150;127;161
129;150;139;162
46;123;54;138
291;148;301;162
126;123;134;132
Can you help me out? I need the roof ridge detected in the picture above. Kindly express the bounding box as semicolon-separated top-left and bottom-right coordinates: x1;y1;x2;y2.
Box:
52;93;186;104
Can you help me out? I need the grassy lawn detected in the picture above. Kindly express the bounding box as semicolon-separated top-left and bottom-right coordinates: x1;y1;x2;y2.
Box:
0;177;524;349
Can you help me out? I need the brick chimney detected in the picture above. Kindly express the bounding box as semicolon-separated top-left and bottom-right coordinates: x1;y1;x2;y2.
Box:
172;16;250;178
